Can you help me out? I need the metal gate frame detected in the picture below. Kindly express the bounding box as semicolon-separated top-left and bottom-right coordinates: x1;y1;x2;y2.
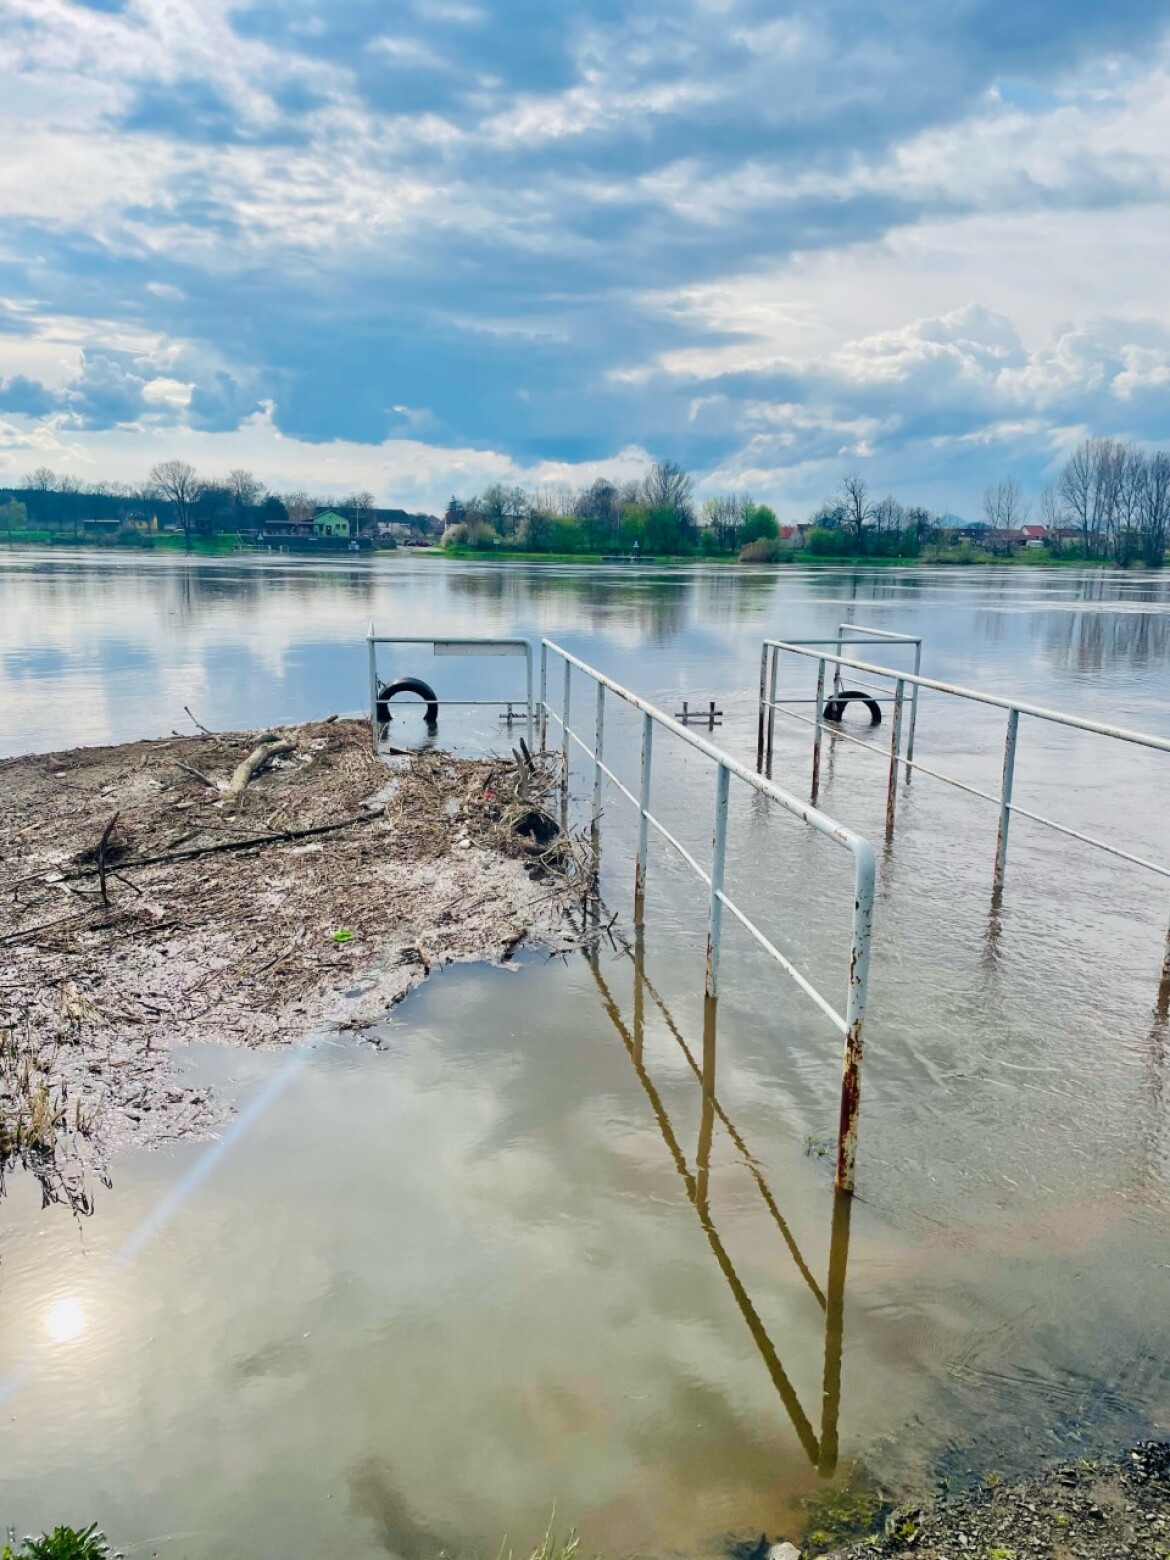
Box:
366;628;534;753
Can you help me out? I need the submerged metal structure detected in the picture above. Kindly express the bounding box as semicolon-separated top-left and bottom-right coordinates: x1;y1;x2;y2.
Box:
538;638;877;1195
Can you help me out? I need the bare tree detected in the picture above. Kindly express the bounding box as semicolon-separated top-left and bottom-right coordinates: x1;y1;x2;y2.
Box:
982;476;1030;532
839;472;871;547
1039;484;1062;537
702;495;743;551
282;490;316;524
1107;446;1146;566
643;459;695;530
149;459;204;550
872;494;906;532
1138;450;1170;568
226;469;265;508
23;467;58;491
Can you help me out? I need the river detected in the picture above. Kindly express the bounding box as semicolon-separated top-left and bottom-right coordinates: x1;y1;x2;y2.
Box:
1;549;1168;1557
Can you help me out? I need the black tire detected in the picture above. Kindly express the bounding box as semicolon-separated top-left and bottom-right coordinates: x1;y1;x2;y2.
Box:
823;689;882;726
377;676;439;726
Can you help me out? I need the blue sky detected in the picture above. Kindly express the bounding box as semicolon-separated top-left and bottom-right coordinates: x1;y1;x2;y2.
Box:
2;0;1170;516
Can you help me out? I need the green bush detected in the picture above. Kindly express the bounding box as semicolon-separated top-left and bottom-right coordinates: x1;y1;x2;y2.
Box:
740;503;779;543
804;525;854;557
3;1526;108;1560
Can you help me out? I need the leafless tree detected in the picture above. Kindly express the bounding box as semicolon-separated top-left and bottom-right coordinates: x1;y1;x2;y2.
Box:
872;494;906;532
982;475;1030;532
643;458;695;521
702;494;743;551
1138;450;1170;568
1039;485;1062;537
226;469;265;508
282;490;316;524
23;467;58;491
839;472;871;546
148;459;204;550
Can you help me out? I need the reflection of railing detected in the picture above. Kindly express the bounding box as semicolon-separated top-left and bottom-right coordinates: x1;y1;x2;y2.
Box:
758;635;1170;990
583;922;852;1473
539;638;877;1194
366;629;534;752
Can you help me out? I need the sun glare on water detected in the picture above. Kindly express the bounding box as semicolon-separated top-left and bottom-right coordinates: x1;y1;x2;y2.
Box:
45;1297;86;1344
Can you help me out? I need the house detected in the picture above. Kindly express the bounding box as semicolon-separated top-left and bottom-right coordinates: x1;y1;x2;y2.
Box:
777;524;806;548
1021;524;1047;548
313;510;351;539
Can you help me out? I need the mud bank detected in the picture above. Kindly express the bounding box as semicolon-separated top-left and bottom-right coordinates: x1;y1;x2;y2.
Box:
0;720;571;1207
815;1443;1170;1559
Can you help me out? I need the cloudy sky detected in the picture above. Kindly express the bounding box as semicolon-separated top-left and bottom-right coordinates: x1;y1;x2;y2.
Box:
2;0;1170;516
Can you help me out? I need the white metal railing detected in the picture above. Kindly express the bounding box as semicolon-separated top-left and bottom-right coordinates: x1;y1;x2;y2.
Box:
759;634;1170;988
366;629;533;753
539;638;878;1192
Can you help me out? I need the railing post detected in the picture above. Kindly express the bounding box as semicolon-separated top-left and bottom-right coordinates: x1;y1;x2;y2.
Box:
634;711;653;927
994;708;1020;893
833;623;845;698
539;641;548;752
561;657;571;771
524;641;534;753
905;638;922;776
756;643;769;772
836;840;875;1193
591;680;605;846
704;764;731;999
885;678;905;836
367;626;379;752
811;656;826;802
766;647;780;777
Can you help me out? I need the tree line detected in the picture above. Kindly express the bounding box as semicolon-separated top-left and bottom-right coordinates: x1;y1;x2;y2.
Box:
0;463;411;548
443;461;785;556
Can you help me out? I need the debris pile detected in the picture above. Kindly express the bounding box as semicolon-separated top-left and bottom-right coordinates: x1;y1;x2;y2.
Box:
0;720;579;1208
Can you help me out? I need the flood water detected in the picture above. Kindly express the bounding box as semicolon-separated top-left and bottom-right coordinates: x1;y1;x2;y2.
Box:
1;549;1169;1557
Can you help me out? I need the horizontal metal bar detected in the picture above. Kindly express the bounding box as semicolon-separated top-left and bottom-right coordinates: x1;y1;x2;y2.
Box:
717;890;847;1034
433;641;527;657
643;808;712;886
770;702;1170;877
838;624;923;644
764;696;895;707
543;642;873;858
763;641;1170;754
379;697;529;708
367;634;529;649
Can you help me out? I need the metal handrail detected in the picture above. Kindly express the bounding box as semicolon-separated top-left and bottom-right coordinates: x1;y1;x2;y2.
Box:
366;629;533;751
759;636;1170;989
540;637;877;1192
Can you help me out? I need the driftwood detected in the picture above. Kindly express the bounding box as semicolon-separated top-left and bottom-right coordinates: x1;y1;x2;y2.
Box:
62;807;384;880
96;812;120;909
221;736;296;810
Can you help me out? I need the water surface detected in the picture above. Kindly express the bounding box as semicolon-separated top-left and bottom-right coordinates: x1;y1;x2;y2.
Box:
1;551;1168;1556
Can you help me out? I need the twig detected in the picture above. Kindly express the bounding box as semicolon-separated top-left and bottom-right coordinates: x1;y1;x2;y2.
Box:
183;706;217;739
171;760;217;788
97;812;120;909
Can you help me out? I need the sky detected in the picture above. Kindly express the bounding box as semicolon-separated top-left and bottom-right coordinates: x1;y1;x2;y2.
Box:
2;0;1170;518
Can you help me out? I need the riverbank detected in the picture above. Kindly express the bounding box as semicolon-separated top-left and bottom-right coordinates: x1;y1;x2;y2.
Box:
0;720;573;1210
812;1443;1170;1558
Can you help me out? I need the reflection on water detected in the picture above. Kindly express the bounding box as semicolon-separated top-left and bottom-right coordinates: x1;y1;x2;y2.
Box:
584;923;851;1477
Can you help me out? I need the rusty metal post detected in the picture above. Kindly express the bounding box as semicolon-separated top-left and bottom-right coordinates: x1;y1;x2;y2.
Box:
885;678;905;837
756;643;769;771
905;636;922;777
766;646;780;778
366;625;379;752
994;707;1019;893
591;679;605;846
836;838;876;1193
811;656;826;802
704;764;731;999
833;622;845;699
634;711;653;927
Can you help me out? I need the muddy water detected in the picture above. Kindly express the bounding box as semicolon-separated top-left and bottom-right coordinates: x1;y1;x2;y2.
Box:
1;551;1169;1557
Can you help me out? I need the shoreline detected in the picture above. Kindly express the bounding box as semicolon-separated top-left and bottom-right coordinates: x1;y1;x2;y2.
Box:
813;1442;1170;1558
0;720;572;1211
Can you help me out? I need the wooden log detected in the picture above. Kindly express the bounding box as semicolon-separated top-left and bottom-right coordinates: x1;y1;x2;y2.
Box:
220;737;296;810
